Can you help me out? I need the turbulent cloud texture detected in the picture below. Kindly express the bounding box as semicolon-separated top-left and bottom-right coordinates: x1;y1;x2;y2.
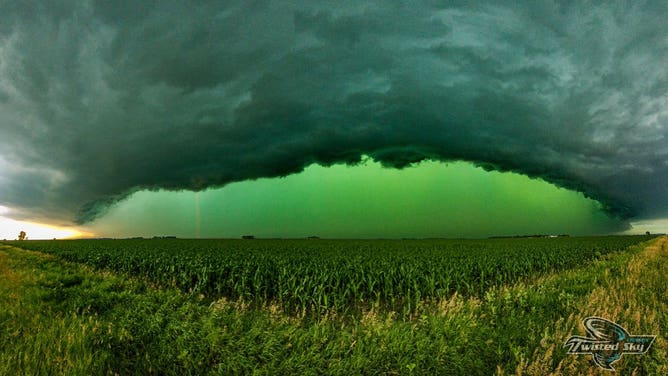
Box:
0;1;667;225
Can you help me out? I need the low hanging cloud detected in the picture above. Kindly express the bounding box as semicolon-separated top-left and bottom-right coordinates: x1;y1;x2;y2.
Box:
0;1;667;226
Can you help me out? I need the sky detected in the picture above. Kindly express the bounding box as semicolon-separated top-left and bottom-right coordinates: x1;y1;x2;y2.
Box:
0;1;667;239
84;160;629;239
0;209;84;240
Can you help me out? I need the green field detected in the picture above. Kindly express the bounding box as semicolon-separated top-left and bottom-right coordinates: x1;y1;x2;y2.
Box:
8;236;649;317
1;235;666;375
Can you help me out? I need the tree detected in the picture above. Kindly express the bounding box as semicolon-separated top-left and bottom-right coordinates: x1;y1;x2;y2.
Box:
18;231;26;241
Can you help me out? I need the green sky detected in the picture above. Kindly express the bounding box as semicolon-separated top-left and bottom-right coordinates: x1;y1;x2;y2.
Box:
85;160;626;239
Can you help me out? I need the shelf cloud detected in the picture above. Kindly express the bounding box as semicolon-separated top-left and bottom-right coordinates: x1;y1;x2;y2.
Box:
0;1;667;226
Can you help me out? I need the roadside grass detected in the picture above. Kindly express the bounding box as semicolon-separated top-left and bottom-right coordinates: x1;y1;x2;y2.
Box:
525;236;668;375
0;237;665;375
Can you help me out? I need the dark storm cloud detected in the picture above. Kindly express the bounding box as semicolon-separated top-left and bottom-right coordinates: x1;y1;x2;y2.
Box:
0;1;667;224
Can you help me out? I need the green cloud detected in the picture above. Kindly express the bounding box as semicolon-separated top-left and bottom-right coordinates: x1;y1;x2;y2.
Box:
86;160;627;238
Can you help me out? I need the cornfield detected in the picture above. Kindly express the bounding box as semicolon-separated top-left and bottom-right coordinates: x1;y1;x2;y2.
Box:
12;236;651;317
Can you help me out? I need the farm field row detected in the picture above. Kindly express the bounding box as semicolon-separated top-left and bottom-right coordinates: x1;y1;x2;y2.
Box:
9;235;653;317
0;236;665;374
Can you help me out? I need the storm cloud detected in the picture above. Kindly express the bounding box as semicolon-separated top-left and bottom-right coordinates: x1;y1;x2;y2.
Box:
0;1;667;225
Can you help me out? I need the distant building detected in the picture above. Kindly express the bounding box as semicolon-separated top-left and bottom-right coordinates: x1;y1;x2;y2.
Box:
242;235;255;240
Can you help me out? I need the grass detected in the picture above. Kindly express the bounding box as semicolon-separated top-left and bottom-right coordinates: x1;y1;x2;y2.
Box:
0;237;666;375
